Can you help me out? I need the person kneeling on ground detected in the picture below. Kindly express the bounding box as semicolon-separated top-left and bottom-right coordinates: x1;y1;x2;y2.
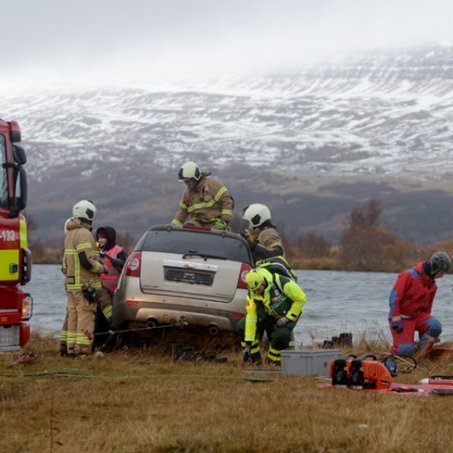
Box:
388;251;451;357
237;268;307;366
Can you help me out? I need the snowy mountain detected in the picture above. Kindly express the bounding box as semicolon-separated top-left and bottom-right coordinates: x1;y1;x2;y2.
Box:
2;45;453;245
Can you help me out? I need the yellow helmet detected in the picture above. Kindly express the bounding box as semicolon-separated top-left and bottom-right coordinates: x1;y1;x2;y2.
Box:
245;269;266;291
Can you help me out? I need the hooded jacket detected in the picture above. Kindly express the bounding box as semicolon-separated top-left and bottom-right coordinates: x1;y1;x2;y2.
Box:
96;226;127;292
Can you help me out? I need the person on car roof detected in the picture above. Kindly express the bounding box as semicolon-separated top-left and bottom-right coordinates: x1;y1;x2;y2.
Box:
238;267;307;366
242;203;297;280
388;251;451;357
171;161;233;230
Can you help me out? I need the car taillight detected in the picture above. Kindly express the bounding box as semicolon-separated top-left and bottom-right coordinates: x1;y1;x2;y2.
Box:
237;263;253;289
125;251;142;277
125;300;140;307
21;294;33;321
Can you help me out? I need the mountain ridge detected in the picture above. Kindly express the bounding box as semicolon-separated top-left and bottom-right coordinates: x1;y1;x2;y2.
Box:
2;45;453;246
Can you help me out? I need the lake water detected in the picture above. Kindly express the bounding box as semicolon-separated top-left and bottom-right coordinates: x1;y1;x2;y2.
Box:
27;265;453;345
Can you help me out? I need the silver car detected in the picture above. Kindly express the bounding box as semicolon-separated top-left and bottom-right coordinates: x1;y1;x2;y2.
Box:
112;225;253;339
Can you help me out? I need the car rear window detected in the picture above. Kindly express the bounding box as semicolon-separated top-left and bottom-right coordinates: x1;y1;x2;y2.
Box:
137;229;252;264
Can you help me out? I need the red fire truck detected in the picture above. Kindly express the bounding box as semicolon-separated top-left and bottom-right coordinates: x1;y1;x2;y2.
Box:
0;119;32;352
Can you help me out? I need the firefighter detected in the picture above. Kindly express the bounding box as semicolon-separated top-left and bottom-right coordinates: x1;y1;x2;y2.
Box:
59;217;73;355
93;226;127;348
61;200;104;356
238;268;307;366
242;203;297;280
388;251;451;356
171;161;233;230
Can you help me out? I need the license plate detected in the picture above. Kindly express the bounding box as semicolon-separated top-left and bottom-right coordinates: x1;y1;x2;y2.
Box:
164;268;214;285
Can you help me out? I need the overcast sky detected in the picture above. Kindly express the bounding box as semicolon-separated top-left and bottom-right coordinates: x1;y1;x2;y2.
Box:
1;0;453;87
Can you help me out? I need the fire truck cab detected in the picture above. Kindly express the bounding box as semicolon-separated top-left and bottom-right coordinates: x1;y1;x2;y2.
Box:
0;119;32;352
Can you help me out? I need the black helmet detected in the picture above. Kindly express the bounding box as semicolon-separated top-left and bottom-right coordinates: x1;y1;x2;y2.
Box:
429;251;451;274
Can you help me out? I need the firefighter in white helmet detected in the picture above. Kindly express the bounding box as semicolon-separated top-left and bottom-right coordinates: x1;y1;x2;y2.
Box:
61;200;105;356
171;161;233;230
243;203;297;280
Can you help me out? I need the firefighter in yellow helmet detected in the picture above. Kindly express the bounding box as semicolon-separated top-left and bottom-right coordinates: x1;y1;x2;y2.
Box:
171;161;233;230
237;268;307;365
243;203;297;280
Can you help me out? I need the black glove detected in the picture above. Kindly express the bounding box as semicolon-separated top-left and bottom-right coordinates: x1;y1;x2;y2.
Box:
82;285;99;304
105;255;124;268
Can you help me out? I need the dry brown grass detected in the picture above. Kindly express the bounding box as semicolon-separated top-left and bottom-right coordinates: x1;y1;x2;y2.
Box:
1;335;452;453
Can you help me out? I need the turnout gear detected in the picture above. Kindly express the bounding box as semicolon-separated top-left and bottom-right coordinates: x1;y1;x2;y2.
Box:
61;217;103;355
243;204;297;281
238;268;307;365
388;258;446;356
72;200;96;223
178;161;202;182
172;170;233;228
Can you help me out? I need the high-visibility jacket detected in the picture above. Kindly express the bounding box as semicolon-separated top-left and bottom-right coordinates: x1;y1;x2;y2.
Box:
63;219;103;291
389;262;437;319
100;244;125;292
245;270;307;342
172;175;233;226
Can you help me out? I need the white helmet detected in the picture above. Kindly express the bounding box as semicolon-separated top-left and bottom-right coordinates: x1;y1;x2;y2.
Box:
243;203;271;228
72;200;96;223
178;161;201;181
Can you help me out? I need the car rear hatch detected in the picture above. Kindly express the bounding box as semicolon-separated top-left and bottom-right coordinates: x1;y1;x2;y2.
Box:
137;227;252;303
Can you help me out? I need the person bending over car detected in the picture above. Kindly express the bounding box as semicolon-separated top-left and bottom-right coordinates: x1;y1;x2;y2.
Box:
242;203;297;280
388;251;451;357
171;161;233;230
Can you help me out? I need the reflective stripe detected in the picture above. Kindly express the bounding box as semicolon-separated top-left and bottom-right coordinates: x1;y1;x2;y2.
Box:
76;242;93;252
102;306;112;320
186;186;228;213
178;201;187;209
221;209;232;216
171;219;183;225
19;217;28;248
267;347;282;363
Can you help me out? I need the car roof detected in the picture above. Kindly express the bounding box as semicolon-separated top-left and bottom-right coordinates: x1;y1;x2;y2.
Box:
148;224;245;241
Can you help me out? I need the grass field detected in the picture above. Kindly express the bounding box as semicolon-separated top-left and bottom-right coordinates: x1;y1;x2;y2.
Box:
1;335;452;453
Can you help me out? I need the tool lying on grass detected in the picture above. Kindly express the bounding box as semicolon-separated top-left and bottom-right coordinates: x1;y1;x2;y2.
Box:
324;358;453;396
330;354;393;390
